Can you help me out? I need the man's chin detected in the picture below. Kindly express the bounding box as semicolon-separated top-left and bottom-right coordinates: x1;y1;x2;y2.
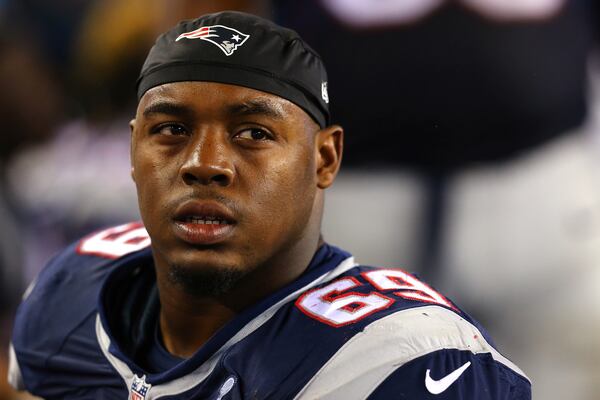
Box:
167;263;247;297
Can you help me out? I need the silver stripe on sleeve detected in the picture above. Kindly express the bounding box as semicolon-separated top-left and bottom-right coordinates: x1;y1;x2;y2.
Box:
294;305;530;400
7;342;25;390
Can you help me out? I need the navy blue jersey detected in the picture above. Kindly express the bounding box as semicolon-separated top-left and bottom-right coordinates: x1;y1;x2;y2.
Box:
9;222;531;399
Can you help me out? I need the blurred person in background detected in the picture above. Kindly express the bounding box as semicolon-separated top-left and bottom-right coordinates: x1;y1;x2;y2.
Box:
0;24;66;400
5;0;158;289
275;0;600;399
0;2;75;398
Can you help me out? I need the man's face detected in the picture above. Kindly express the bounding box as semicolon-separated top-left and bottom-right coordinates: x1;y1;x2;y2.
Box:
131;81;339;294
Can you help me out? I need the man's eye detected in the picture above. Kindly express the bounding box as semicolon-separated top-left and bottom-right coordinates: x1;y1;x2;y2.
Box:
153;124;188;136
236;128;271;141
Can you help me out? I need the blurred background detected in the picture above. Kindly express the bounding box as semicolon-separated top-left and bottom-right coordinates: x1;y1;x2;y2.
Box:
1;0;600;398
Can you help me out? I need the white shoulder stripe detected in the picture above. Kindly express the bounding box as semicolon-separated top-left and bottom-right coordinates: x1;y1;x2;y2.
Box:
294;305;529;400
7;342;25;390
96;316;134;388
96;256;357;399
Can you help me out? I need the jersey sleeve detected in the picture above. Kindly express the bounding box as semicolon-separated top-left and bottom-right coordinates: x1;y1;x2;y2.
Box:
9;222;151;397
8;241;110;395
293;305;531;400
367;348;531;399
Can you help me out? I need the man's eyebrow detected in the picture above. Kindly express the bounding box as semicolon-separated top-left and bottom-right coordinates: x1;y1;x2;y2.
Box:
227;99;286;120
142;102;194;118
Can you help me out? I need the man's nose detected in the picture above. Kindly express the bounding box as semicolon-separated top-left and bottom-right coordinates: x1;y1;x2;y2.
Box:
179;133;234;187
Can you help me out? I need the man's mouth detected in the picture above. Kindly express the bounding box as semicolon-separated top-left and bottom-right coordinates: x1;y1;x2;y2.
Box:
172;201;236;245
182;215;232;225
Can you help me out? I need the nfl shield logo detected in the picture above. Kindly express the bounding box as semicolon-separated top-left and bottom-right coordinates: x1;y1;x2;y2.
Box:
130;374;151;400
175;25;250;56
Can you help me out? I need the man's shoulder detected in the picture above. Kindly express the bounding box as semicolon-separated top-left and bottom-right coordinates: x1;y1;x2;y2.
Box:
290;263;531;399
294;303;530;399
296;264;467;329
16;221;151;316
295;262;504;357
10;222;151;393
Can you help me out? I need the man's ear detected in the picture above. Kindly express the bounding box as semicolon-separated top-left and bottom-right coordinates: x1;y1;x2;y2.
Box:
315;125;343;189
129;118;137;183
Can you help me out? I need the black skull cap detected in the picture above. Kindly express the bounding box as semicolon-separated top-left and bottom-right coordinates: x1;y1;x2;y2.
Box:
137;11;330;127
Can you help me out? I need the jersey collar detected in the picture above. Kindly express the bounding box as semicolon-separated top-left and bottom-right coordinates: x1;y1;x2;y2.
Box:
96;244;356;397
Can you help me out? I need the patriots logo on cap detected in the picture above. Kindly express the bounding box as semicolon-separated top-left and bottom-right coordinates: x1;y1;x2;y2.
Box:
175;25;250;56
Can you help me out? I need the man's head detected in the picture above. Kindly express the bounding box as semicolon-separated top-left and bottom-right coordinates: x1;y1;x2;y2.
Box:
130;12;343;297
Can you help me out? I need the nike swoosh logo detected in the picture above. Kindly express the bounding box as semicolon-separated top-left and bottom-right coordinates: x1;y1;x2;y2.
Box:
425;361;472;394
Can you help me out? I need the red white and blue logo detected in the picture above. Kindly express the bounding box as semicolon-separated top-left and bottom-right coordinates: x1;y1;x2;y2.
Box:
175;25;250;56
130;374;151;400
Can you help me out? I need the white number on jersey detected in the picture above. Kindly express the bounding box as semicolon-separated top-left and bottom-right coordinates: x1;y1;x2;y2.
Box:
362;269;456;311
296;269;456;327
77;222;151;259
295;277;394;327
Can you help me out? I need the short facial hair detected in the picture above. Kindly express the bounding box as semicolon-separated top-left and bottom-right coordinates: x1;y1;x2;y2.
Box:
167;263;246;297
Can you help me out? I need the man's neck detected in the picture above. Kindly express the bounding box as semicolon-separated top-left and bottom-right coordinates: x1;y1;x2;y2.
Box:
155;236;324;358
158;294;236;358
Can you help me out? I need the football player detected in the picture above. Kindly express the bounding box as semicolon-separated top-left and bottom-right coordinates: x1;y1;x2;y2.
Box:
8;11;530;399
